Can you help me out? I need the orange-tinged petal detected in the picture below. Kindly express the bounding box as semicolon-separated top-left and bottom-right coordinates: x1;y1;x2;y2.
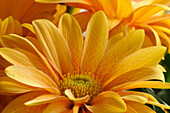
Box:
5;66;60;94
157;31;170;53
35;0;90;5
74;12;93;32
99;0;117;18
111;81;170;91
131;4;170;23
33;19;73;75
81;11;108;73
104;67;165;90
104;46;166;88
116;0;133;19
96;30;144;82
1;34;59;81
65;89;90;104
85;91;126;113
2;92;48;113
0;76;34;95
25;94;66;106
59;14;83;70
151;25;170;35
43;97;72;113
147;25;162;46
126;101;156;113
108;18;121;30
0;48;50;75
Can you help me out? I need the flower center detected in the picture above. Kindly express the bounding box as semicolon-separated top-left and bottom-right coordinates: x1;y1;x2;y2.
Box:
59;72;102;99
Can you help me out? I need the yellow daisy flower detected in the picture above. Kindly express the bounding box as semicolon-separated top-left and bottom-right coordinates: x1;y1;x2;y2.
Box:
0;11;170;113
36;0;170;52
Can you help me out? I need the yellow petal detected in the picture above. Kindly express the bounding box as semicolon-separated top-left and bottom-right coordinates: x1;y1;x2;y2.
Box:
112;81;170;91
0;48;50;75
43;97;72;113
126;101;156;113
105;67;165;90
65;89;90;104
22;23;35;34
0;76;34;95
25;94;66;106
74;12;93;32
116;0;133;19
96;30;144;83
33;19;73;75
85;91;126;113
0;16;14;35
59;13;83;70
131;4;170;23
147;101;170;109
81;11;108;73
104;46;166;88
147;25;162;46
118;91;148;104
106;32;123;50
5;66;60;94
2;92;48;113
1;34;59;81
35;0;90;4
157;31;170;53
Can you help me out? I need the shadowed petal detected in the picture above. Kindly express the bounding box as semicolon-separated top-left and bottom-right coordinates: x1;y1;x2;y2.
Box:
2;92;48;113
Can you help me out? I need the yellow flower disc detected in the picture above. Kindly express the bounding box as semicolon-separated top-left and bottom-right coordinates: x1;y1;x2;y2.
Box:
60;72;102;99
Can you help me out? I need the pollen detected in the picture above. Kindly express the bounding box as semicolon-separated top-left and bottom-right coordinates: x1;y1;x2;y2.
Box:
59;72;102;99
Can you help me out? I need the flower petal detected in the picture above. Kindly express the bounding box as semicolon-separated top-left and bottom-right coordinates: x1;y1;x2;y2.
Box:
2;92;48;113
33;19;73;75
116;0;133;19
25;94;66;106
0;48;50;75
35;0;90;5
0;76;34;95
81;11;108;73
131;4;170;23
104;46;166;88
59;14;83;70
43;97;72;113
95;30;144;83
111;81;170;91
65;89;90;104
118;91;148;104
74;12;93;32
0;34;59;81
126;101;156;113
85;91;126;113
5;66;60;94
104;66;165;90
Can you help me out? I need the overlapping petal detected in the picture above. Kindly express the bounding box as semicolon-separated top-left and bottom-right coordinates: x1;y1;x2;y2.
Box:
81;11;108;73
